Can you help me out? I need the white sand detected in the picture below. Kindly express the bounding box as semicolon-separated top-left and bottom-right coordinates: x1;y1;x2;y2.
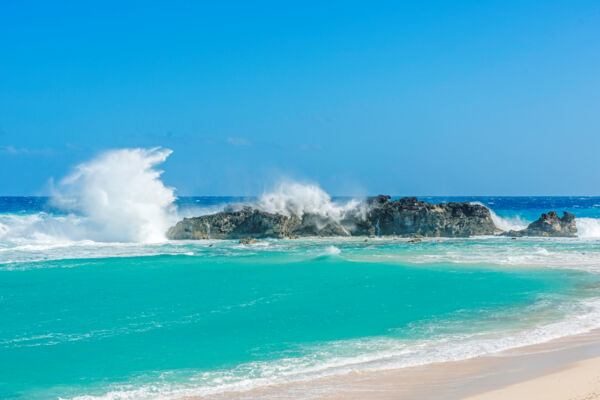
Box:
186;330;600;400
464;356;600;400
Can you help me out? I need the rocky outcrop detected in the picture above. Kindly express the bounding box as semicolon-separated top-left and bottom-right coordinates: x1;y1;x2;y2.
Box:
167;196;499;240
292;213;351;236
343;196;499;237
507;211;577;237
167;207;298;240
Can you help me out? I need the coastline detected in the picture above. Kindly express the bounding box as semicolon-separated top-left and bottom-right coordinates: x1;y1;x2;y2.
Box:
186;329;600;400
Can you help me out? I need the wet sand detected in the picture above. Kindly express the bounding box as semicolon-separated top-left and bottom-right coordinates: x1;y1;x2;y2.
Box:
185;329;600;400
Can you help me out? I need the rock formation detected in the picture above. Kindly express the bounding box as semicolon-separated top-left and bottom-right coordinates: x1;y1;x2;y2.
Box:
167;207;295;240
344;196;499;237
507;211;577;237
167;196;500;240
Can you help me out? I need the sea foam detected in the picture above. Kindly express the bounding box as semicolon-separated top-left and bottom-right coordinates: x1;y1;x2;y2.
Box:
256;181;363;221
52;147;177;243
576;218;600;238
0;148;177;245
471;201;528;232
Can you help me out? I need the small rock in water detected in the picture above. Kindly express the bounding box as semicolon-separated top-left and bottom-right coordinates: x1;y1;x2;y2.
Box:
239;238;259;245
506;211;577;238
408;238;422;243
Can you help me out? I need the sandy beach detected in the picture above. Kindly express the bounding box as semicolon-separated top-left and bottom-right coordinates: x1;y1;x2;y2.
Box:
464;356;600;400
189;330;600;400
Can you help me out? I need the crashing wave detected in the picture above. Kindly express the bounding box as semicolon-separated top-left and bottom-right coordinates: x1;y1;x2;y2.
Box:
471;202;528;232
576;218;600;238
1;148;177;244
256;181;363;221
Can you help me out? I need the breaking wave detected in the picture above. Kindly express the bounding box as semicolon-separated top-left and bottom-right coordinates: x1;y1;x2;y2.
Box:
256;181;364;221
471;202;528;232
489;210;528;232
576;218;600;239
0;148;177;244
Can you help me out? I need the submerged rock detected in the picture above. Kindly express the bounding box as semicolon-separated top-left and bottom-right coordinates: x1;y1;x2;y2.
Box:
167;196;500;240
507;211;577;238
239;237;259;244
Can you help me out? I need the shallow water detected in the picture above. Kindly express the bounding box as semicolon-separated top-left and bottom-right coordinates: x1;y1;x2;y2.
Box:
2;196;600;399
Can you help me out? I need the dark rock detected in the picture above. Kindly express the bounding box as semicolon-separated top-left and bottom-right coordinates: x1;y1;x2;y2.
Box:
507;211;577;237
167;207;349;240
239;237;259;244
291;213;350;237
167;196;502;240
408;238;422;243
167;207;298;240
343;196;498;237
367;195;391;207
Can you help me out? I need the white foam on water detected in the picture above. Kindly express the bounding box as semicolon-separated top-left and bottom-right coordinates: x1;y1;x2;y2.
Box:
323;245;341;256
345;237;600;273
0;221;8;236
490;211;529;232
471;202;528;232
576;218;600;238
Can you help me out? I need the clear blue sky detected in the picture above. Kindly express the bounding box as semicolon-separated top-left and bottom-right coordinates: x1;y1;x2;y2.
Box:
1;1;599;196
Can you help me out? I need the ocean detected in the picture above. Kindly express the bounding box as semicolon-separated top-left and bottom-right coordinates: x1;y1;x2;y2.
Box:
2;194;600;399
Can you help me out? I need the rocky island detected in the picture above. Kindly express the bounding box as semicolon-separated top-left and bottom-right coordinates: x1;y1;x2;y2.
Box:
166;196;579;240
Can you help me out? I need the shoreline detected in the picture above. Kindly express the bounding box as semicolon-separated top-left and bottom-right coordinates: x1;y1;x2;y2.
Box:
186;329;600;399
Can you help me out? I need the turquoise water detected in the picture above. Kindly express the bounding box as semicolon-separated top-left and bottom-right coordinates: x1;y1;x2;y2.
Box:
2;197;600;399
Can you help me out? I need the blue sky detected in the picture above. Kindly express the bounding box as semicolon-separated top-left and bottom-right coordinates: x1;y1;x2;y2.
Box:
1;1;599;195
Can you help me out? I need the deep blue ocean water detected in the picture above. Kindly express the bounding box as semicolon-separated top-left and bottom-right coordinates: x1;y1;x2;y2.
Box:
2;196;600;399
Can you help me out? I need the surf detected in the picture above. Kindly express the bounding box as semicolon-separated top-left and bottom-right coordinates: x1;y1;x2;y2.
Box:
0;148;177;244
256;181;363;221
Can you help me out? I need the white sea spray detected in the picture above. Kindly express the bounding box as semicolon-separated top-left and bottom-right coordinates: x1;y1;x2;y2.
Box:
0;148;177;244
256;181;364;221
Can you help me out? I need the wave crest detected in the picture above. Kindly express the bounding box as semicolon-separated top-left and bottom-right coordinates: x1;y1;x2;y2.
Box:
51;147;177;243
257;181;363;221
0;148;177;245
576;218;600;238
471;202;528;232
